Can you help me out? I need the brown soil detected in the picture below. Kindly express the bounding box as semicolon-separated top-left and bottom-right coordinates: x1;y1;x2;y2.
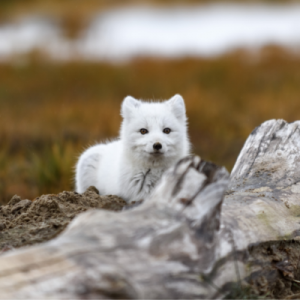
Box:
0;186;128;253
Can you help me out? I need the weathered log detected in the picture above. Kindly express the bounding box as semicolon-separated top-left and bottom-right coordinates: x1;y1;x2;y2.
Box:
1;119;300;299
0;156;229;299
219;119;300;298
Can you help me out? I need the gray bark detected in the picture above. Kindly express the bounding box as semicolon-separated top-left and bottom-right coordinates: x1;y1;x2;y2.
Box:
219;119;300;298
0;119;300;299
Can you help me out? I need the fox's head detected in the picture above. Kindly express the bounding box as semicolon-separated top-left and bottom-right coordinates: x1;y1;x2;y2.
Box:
120;95;190;167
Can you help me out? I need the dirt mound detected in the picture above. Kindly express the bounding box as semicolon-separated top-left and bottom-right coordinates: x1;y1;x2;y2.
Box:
0;186;128;253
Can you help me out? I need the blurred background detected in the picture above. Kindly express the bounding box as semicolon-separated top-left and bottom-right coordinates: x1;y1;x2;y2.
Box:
0;0;300;204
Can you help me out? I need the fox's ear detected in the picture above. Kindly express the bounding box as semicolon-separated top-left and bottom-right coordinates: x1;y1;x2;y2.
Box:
121;96;141;118
167;94;186;119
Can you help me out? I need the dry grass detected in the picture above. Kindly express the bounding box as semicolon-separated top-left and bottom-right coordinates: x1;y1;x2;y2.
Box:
0;0;294;18
0;47;300;204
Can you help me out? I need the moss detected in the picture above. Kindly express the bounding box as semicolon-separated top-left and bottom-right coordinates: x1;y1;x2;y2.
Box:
290;205;300;218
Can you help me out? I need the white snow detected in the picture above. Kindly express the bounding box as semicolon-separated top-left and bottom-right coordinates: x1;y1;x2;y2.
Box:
1;4;300;61
0;18;59;59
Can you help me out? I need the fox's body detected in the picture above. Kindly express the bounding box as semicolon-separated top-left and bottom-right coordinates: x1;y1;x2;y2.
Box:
75;95;190;202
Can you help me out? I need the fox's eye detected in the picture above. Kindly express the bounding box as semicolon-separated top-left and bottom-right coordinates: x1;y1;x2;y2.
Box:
163;128;171;134
140;128;148;135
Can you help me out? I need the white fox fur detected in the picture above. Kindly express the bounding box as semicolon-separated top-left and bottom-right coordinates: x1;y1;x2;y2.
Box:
75;94;190;202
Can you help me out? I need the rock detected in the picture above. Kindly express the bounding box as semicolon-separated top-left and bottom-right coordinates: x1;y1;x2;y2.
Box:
84;186;99;194
0;223;6;231
7;195;21;207
11;199;32;214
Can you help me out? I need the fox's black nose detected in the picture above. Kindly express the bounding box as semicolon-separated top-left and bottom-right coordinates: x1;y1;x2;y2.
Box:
153;143;162;151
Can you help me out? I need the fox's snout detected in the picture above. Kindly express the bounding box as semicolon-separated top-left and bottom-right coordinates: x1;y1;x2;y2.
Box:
153;143;162;151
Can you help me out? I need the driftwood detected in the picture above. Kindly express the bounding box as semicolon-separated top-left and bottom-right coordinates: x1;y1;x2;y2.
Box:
1;119;300;298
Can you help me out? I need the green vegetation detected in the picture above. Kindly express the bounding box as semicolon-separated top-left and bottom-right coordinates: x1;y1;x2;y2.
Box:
0;47;300;204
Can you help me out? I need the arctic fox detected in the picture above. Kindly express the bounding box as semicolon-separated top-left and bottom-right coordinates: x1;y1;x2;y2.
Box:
75;94;190;202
